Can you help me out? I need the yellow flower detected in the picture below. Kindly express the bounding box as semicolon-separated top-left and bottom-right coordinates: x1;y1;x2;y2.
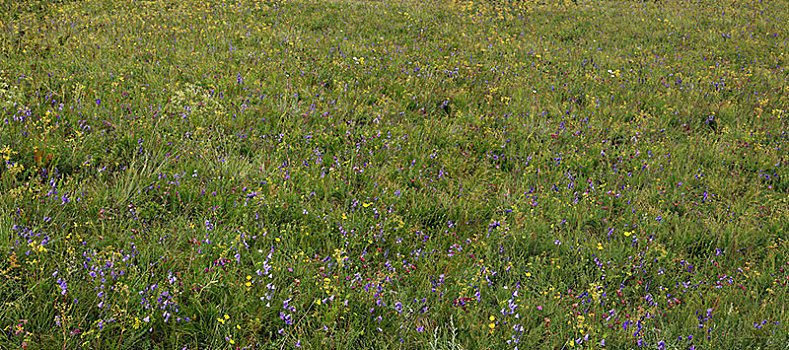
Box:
489;315;495;321
488;322;495;329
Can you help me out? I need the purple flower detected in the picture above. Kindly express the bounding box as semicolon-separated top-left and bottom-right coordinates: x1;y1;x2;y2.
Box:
394;302;403;313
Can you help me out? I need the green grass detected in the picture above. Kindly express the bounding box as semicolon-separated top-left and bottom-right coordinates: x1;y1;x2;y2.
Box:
1;0;789;348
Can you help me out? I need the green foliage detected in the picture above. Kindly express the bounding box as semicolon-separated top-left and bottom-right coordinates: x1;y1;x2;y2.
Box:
1;0;789;348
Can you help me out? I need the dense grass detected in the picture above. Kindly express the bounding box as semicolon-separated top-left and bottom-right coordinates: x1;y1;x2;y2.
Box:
1;0;789;348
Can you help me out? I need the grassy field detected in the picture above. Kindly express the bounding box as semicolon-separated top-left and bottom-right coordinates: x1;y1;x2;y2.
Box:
1;0;789;348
